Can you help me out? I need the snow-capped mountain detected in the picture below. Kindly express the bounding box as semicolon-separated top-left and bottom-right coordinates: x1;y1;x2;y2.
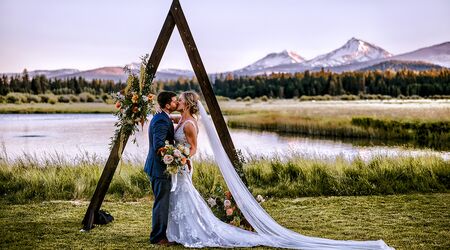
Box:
304;38;393;67
3;39;449;81
239;50;305;72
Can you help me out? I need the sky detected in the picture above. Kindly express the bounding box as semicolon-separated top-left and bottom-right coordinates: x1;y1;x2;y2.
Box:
1;0;449;73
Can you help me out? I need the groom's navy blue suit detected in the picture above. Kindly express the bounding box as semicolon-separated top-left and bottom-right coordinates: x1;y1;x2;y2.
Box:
144;111;174;243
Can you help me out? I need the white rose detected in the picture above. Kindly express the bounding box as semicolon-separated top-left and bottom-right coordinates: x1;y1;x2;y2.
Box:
256;195;265;203
163;155;174;165
207;197;217;208
173;149;182;158
142;96;148;102
183;147;190;156
223;199;231;208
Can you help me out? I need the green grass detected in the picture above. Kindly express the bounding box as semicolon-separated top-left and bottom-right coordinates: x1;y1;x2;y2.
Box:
222;100;450;150
0;103;115;113
0;193;449;249
1;153;449;203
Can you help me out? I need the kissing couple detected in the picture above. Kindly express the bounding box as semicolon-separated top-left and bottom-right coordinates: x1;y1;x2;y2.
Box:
144;91;393;249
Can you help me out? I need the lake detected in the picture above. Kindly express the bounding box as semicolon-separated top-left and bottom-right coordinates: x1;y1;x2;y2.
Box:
0;114;448;162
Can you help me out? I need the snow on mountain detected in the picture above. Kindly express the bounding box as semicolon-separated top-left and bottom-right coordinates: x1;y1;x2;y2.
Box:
304;38;393;67
239;50;305;72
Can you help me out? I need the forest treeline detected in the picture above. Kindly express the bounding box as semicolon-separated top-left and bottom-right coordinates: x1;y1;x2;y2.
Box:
1;68;449;99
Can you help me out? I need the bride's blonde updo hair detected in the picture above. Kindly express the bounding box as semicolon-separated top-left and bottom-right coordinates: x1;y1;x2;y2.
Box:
181;91;200;116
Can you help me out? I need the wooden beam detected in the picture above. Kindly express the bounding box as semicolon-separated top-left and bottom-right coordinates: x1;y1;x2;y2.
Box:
170;0;247;184
82;5;176;231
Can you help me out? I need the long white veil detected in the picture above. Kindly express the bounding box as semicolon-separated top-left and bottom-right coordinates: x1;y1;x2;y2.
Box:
197;101;393;250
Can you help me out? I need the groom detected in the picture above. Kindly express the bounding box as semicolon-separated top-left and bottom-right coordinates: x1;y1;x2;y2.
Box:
144;91;178;245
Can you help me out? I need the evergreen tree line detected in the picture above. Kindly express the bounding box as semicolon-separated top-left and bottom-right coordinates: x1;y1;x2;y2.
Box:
1;68;449;98
0;69;126;96
213;69;450;98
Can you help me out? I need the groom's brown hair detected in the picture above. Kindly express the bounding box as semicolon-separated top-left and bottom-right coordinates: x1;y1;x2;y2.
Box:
157;91;177;108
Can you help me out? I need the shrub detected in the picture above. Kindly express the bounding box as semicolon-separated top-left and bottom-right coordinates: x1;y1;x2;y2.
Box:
216;96;231;102
48;97;57;105
38;94;50;103
243;96;252;102
79;92;95;102
299;95;312;101
58;95;70;103
340;94;359;101
0;95;4;103
69;95;80;103
235;97;243;102
101;94;111;102
27;94;41;103
260;95;269;102
6;93;26;104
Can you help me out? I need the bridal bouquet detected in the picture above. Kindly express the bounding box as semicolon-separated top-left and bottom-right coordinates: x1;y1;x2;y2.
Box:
160;141;191;175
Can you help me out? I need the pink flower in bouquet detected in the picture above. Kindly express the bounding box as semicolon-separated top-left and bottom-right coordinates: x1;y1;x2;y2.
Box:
163;155;174;165
173;149;182;158
223;199;231;208
226;208;234;216
115;101;121;109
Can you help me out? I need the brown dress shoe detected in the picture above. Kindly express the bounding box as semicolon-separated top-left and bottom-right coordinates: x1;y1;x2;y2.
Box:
156;238;175;246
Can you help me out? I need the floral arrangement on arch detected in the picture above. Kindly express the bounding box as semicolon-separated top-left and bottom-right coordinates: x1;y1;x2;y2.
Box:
110;54;157;147
206;185;266;231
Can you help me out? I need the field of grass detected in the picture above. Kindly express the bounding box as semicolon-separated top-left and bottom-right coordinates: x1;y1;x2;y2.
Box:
0;103;115;114
220;99;450;149
1;152;448;203
0;193;448;249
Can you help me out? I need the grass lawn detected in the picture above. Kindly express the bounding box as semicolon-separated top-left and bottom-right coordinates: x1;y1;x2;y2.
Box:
0;103;115;114
1;193;449;249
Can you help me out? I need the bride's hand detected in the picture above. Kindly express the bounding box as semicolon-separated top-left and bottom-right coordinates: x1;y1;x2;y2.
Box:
155;105;162;114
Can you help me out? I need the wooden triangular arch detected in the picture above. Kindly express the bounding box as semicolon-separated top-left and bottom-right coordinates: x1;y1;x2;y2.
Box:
82;0;245;230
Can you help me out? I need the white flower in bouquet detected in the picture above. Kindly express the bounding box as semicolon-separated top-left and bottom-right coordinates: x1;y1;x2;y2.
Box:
183;147;190;156
223;199;231;208
256;195;265;203
142;95;149;102
173;149;182;158
207;197;217;208
163;155;174;165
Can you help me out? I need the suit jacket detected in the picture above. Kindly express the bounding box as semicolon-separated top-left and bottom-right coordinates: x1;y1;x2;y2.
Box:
144;112;174;179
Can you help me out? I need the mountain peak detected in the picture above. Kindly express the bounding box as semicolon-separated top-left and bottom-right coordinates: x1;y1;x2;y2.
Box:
241;50;305;71
305;38;393;67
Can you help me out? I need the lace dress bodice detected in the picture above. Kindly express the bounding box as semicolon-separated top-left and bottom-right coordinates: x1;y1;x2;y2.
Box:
174;119;196;146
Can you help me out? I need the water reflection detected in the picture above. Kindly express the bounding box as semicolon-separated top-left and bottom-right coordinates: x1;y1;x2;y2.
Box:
0;114;448;162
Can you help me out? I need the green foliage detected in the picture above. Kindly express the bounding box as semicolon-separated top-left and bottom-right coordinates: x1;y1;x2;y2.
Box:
6;92;26;103
1;153;448;203
57;95;70;103
79;92;95;102
243;96;252;102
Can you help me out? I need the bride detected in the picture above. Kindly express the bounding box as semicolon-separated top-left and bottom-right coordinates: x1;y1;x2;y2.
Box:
165;91;393;249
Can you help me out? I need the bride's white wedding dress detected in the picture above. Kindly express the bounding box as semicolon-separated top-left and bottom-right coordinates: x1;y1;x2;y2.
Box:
166;102;393;250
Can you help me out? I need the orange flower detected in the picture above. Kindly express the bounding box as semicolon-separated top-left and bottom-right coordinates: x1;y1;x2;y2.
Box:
148;94;155;101
115;101;121;109
180;157;187;165
225;191;232;200
226;208;233;216
132;106;139;113
132;94;139;103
